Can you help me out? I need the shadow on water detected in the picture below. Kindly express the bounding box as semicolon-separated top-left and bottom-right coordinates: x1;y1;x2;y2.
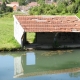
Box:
1;49;80;80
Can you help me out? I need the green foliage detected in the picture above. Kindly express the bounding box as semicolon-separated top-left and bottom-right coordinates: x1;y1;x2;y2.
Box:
27;32;35;43
36;0;45;4
29;0;80;15
67;3;74;13
18;0;26;5
76;11;80;18
6;6;13;12
1;2;6;12
29;4;56;15
1;1;13;13
56;3;67;13
2;0;37;5
26;0;36;4
0;10;3;14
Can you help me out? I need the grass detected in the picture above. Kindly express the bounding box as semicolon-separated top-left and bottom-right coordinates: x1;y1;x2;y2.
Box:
27;32;35;43
0;13;35;50
0;13;20;50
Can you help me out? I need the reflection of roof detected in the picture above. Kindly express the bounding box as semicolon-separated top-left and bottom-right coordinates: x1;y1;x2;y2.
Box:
14;67;80;78
15;15;80;32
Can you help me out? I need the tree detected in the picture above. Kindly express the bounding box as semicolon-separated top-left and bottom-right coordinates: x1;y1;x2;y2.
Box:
25;0;36;4
36;0;45;4
75;0;80;12
53;0;57;2
6;6;13;12
1;2;6;12
67;3;76;13
18;0;26;5
56;2;67;13
29;0;80;15
29;3;57;15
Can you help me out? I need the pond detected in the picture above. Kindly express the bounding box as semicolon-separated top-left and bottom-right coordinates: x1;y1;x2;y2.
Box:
0;49;80;80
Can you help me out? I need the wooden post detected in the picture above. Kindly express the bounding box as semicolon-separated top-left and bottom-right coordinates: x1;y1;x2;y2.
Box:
21;32;26;47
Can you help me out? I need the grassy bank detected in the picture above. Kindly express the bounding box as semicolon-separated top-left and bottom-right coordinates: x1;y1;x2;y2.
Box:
0;13;21;50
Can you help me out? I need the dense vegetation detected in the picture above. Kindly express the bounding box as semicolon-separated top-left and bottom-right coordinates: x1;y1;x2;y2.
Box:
29;0;80;17
0;0;37;5
1;0;80;17
0;0;37;14
0;1;13;15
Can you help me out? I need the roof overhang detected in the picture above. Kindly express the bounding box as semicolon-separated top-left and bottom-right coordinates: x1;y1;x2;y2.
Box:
14;15;80;32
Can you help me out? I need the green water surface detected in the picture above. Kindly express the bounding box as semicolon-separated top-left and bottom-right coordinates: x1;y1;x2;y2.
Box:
0;49;80;80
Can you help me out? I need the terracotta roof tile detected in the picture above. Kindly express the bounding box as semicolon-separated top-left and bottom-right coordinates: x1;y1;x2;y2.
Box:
15;15;80;32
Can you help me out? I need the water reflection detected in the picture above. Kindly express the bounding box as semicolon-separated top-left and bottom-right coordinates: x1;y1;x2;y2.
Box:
14;56;23;78
1;50;80;80
26;52;36;65
13;50;80;78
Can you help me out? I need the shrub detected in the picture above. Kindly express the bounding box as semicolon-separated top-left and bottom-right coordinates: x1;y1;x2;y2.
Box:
6;6;13;12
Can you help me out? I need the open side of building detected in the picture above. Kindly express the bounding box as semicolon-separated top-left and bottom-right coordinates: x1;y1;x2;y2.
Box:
13;15;80;49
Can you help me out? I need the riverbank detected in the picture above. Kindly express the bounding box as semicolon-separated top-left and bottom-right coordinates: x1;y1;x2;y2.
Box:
1;42;80;51
25;43;80;50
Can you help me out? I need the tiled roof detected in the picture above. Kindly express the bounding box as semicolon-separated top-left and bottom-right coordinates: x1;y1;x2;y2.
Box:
11;2;19;4
0;2;2;4
15;15;80;32
6;2;19;7
19;6;29;11
27;2;39;7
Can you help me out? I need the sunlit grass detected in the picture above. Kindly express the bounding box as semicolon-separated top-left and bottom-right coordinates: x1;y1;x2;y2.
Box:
0;15;20;50
27;32;35;43
0;14;36;50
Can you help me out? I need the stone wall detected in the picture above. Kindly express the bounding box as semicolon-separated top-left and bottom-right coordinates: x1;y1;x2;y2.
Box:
33;32;56;45
33;32;80;46
56;32;80;45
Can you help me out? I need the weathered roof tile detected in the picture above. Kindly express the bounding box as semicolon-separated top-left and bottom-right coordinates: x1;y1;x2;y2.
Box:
15;15;80;32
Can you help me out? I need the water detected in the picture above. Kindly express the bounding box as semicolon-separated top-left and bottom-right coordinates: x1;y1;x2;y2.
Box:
0;49;80;80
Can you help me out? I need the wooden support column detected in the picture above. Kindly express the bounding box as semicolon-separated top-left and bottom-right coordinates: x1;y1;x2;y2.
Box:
21;32;26;47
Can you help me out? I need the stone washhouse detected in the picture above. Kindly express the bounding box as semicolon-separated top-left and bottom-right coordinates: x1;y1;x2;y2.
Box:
13;15;80;49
